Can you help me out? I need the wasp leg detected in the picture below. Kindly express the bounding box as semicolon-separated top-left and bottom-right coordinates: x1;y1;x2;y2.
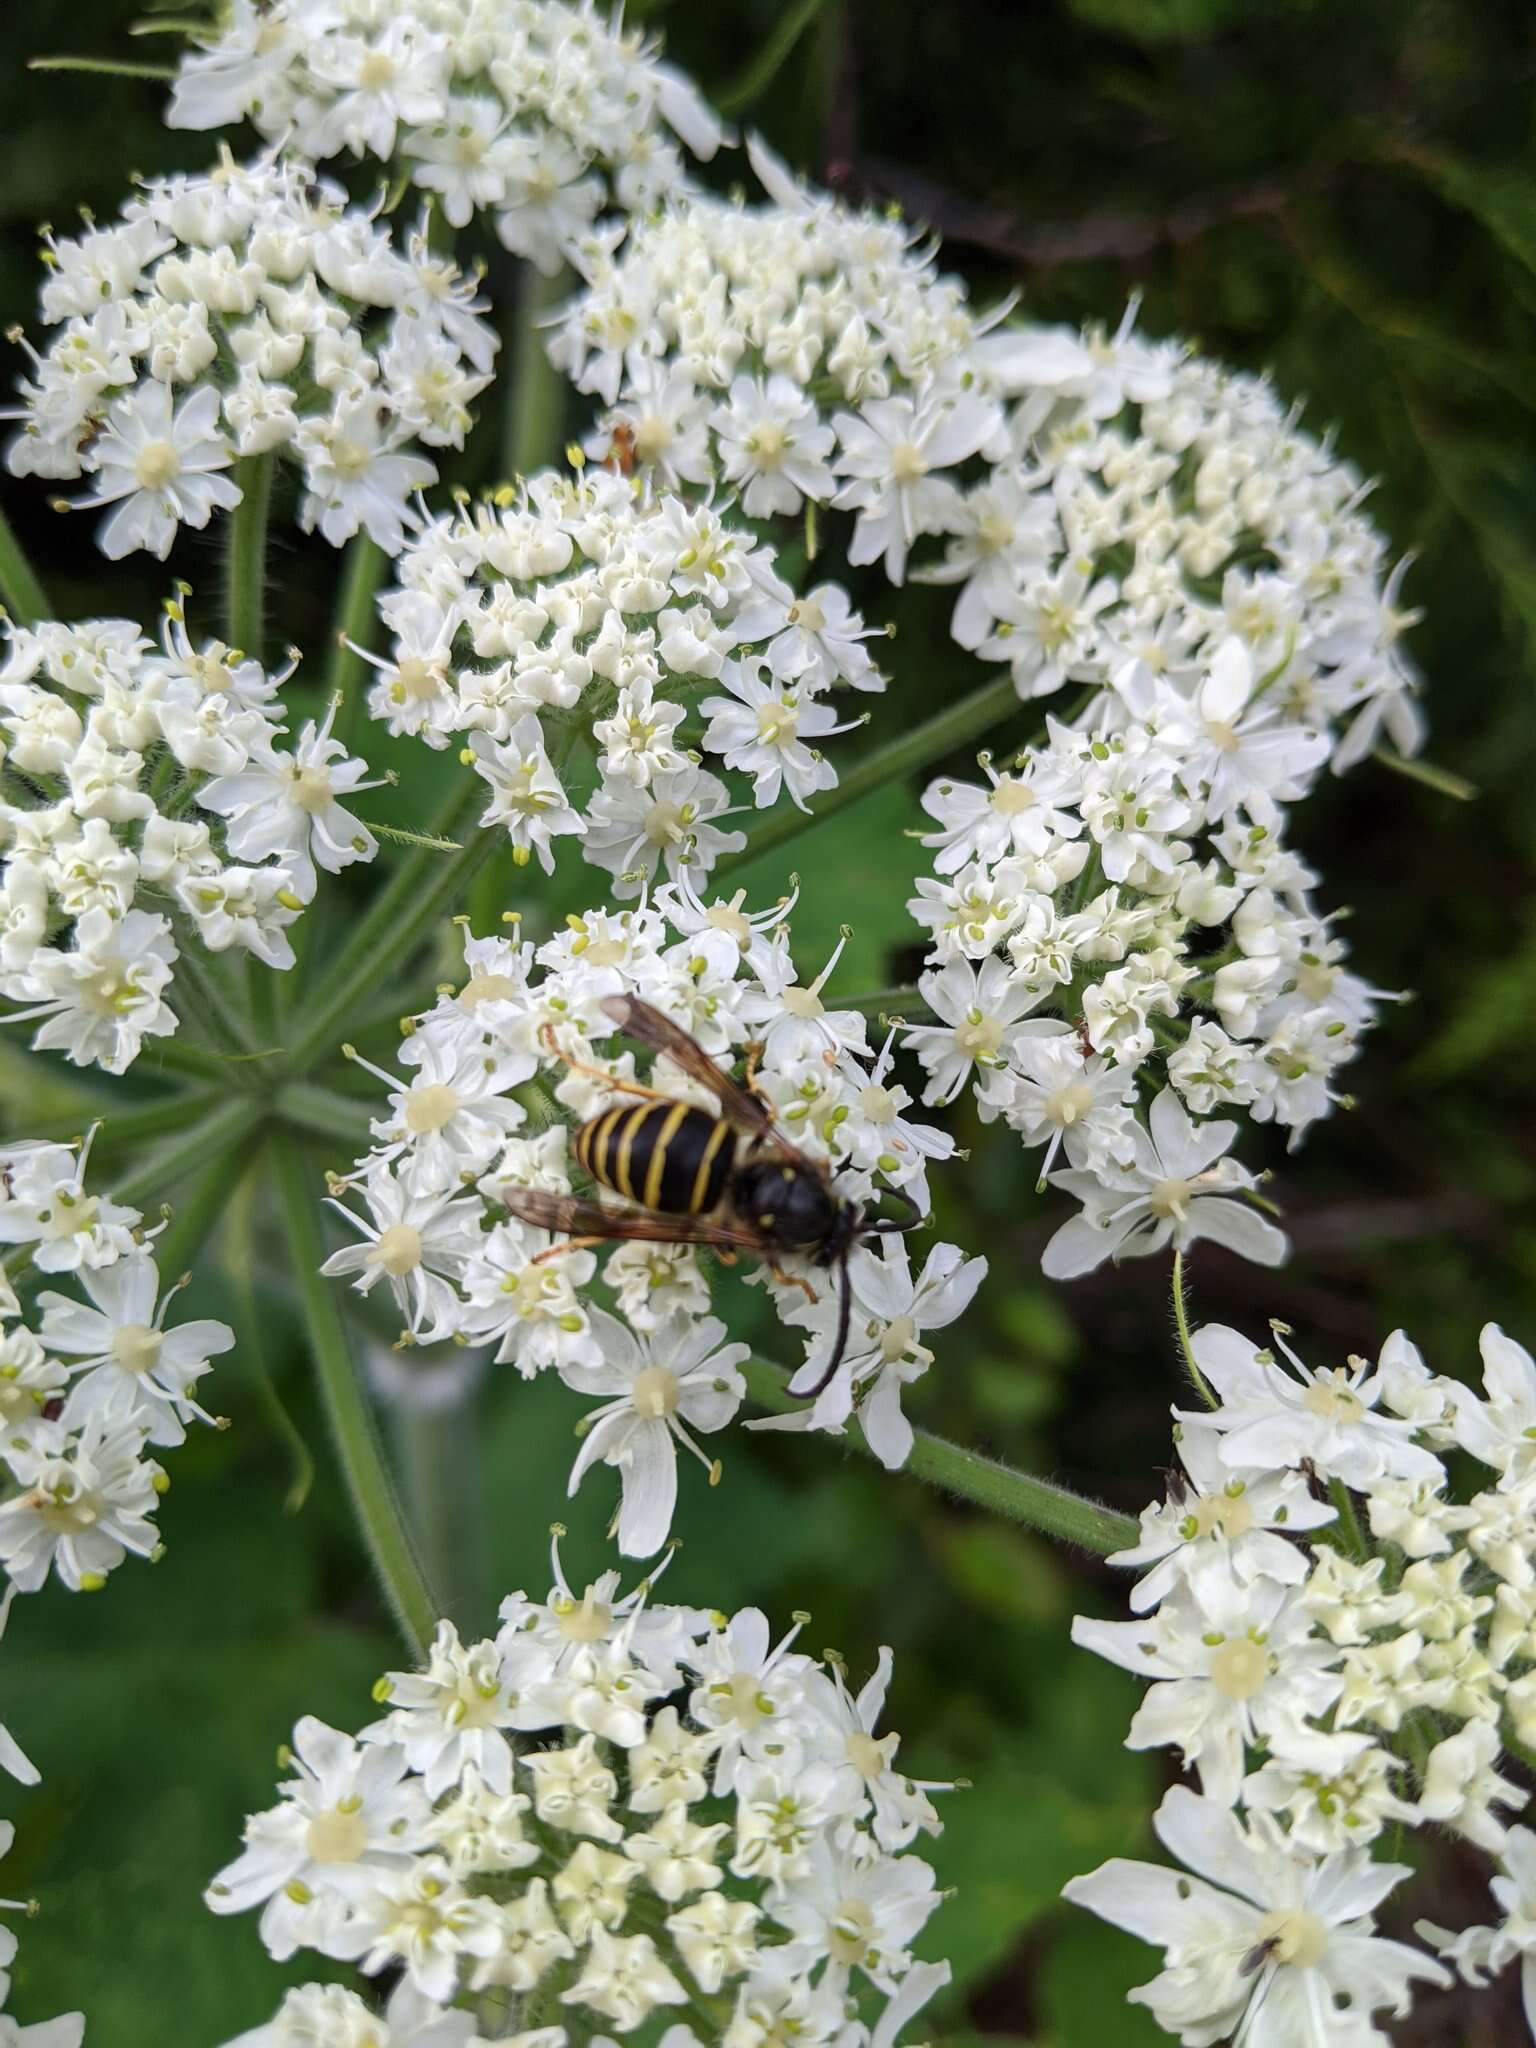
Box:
767;1261;819;1305
539;1024;675;1101
715;1248;739;1267
531;1234;610;1264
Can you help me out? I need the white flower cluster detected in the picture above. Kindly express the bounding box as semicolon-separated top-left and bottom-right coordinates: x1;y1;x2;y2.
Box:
1065;1315;1536;2044
0;1129;231;1782
5;152;495;560
0;605;378;1074
0;1821;83;2048
207;1560;952;2048
903;679;1392;1275
551;141;1032;570
369;467;884;882
322;888;981;1553
919;307;1424;774
168;0;725;274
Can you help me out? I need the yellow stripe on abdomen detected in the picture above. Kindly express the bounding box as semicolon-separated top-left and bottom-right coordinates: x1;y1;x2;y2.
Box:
614;1103;651;1200
644;1101;691;1210
689;1116;731;1215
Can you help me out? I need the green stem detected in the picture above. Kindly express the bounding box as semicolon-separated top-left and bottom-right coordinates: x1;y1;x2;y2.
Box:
502;263;570;481
391;1397;488;1635
288;784;496;1074
716;0;831;113
272;1128;439;1657
147;1035;265;1086
225;453;274;662
720;674;1022;875
32;1088;215;1150
330;534;389;759
28;54;174;78
0;499;49;627
744;1359;1137;1554
152;1117;265;1280
1329;1477;1369;1560
1171;1250;1215;1407
275;1080;377;1153
836;985;926;1019
114;1096;265;1211
1372;746;1478;802
226;1141;316;1515
172;939;259;1054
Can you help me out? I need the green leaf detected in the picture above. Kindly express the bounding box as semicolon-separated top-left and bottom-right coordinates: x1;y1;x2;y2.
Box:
5;1462;391;2035
716;0;832;116
1040;1909;1166;2048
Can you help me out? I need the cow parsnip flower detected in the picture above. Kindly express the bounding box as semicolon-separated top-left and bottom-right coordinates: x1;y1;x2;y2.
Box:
5;151;495;559
366;468;882;884
209;1564;952;2048
552;139;1036;578
0;602;378;1073
1065;1786;1448;2047
1065;1310;1536;2043
905;686;1394;1274
168;0;724;272
322;889;977;1552
913;305;1424;776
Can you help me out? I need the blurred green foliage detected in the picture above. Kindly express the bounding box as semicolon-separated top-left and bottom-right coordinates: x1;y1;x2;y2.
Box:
1;1;1534;2041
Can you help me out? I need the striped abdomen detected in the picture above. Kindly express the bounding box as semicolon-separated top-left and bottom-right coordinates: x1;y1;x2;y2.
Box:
575;1101;737;1216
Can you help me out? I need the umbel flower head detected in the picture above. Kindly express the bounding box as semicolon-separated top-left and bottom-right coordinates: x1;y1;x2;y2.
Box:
903;681;1396;1274
909;301;1424;774
5;149;495;559
1065;1312;1536;2045
167;0;725;273
367;467;883;884
321;886;982;1551
551;139;1036;577
0;598;378;1073
206;1553;953;2048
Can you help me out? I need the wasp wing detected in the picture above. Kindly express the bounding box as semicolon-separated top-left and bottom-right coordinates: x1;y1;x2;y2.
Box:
599;994;804;1159
501;1184;774;1253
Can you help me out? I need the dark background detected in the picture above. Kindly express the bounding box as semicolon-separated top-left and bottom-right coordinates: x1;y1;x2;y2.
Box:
1;2;1533;2042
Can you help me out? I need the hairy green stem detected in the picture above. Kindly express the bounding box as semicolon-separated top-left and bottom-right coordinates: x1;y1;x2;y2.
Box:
29;54;174;78
32;1087;215;1150
836;985;928;1019
226;1143;316;1515
717;0;832;112
1171;1250;1215;1407
720;673;1023;874
274;1080;377;1153
288;784;496;1073
0;499;49;628
1372;746;1478;802
113;1096;265;1211
173;939;260;1054
145;1035;253;1086
330;534;389;758
152;1118;265;1280
1329;1477;1369;1560
743;1359;1137;1554
502;263;570;481
226;453;274;662
391;1396;489;1635
272;1128;439;1656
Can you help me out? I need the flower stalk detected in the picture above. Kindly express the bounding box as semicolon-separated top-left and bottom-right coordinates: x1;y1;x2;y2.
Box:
272;1127;439;1656
0;496;49;628
743;1358;1138;1554
225;452;274;662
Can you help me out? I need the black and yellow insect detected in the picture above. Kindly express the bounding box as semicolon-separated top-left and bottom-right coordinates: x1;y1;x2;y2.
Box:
502;994;922;1396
